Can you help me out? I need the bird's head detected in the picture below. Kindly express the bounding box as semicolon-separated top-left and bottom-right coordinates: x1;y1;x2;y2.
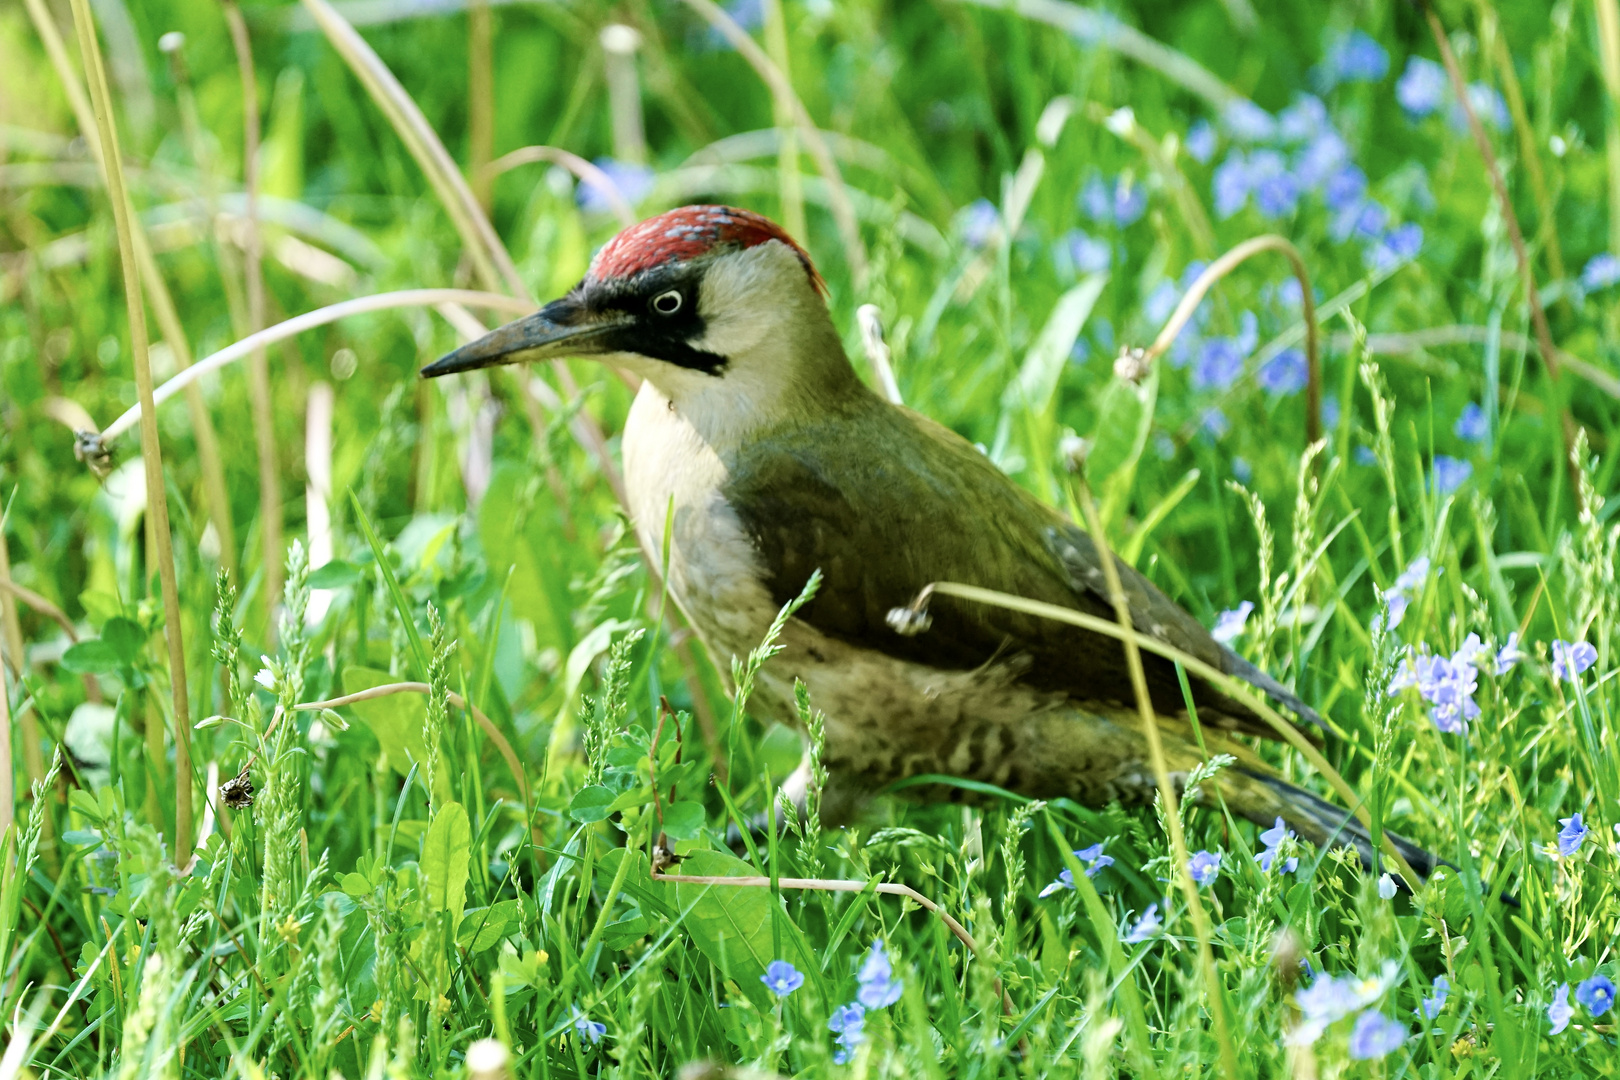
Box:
422;205;855;432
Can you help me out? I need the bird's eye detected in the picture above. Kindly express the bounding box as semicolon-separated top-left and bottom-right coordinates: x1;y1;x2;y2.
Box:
650;290;683;315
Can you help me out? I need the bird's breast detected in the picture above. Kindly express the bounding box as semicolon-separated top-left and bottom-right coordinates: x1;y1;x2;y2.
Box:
623;383;781;664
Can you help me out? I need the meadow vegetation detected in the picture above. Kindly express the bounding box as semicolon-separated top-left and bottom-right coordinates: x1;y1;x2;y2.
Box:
0;0;1618;1075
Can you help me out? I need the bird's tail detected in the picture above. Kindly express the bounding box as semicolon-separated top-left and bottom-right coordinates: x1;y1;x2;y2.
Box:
1218;767;1444;885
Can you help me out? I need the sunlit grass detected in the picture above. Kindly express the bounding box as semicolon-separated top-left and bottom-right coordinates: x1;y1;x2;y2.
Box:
1;1;1618;1077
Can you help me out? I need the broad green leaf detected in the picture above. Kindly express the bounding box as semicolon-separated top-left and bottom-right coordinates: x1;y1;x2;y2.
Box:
1005;275;1108;415
1085;373;1155;486
568;785;615;823
1086;370;1159;526
660;801;706;840
100;616;144;664
60;640;121;674
672;850;781;1008
457;899;520;952
421;802;471;919
341;666;430;776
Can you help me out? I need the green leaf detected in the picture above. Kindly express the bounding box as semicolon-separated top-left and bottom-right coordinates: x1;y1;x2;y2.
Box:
341;666;430;776
1085;374;1156;487
421;802;470;919
60;640;121;674
1005;275;1108;415
671;849;780;1007
660;801;706;840
308;560;362;588
349;492;428;678
1086;371;1159;526
100;616;144;664
568;785;615;823
456;899;520;952
340;872;371;898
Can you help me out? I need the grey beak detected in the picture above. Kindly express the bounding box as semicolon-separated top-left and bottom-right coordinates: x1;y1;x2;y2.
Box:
420;299;625;377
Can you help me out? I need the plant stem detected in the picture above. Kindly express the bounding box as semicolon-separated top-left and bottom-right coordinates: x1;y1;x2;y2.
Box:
67;0;193;864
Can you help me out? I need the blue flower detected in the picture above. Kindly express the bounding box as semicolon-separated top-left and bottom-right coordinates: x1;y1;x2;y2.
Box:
1420;975;1449;1019
762;959;805;997
1113;180;1148;226
1256;817;1299;874
1259;349;1308;396
1292;964;1401;1044
1430;455;1471;496
1186;119;1217;163
1211;601;1254;644
1354;446;1379;467
1194;338;1245;390
1576;974;1615;1017
1333;199;1389;243
1581;253;1620;291
1039;843;1114;895
1322;394;1341;428
700;0;763;46
1377;873;1397;899
1123;903;1162;943
1323;165;1367;212
1454;402;1488;443
1074;842;1114;875
1232;457;1253;484
1348;1010;1406;1059
1081;175;1113;221
1144;281;1180;325
1062;229;1112;274
1254;171;1301;219
828;1002;865;1034
1367;223;1424;272
959;199;1000;248
1213;152;1252;218
1494;632;1525;674
1391;556;1433;596
578;159;654;214
1188;850;1221;886
1200;407;1230;440
571;1007;606;1044
1380;554;1433;631
1329;31;1390;83
1275;277;1304;309
1295;975;1362;1044
1397;57;1448;118
1557;813;1588;857
1451;83;1509;131
1551;639;1597;681
1293;130;1349;190
1277;95;1329;142
1548;984;1574;1033
1393;647;1481;734
1222;100;1275;142
827;1002;866;1061
856;941;902;1009
1246;150;1297;219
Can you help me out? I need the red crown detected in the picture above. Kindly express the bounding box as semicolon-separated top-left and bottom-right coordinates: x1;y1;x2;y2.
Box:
589;205;826;294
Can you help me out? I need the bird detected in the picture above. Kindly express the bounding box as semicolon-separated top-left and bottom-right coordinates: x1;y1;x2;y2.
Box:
422;204;1436;880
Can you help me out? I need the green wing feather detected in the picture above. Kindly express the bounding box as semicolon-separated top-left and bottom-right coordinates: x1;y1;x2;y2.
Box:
721;396;1324;743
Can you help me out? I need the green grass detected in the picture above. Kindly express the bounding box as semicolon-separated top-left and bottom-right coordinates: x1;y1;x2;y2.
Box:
1;0;1618;1076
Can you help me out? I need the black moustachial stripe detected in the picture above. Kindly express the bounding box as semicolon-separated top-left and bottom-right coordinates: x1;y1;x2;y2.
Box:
601;323;728;376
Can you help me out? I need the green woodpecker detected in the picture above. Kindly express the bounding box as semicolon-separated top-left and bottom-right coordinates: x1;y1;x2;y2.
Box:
423;204;1434;878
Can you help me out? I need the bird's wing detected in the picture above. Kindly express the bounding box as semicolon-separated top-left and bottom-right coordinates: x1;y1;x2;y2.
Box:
721;401;1323;743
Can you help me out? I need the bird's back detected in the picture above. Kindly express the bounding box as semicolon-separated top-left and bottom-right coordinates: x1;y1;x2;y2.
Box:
718;390;1321;740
